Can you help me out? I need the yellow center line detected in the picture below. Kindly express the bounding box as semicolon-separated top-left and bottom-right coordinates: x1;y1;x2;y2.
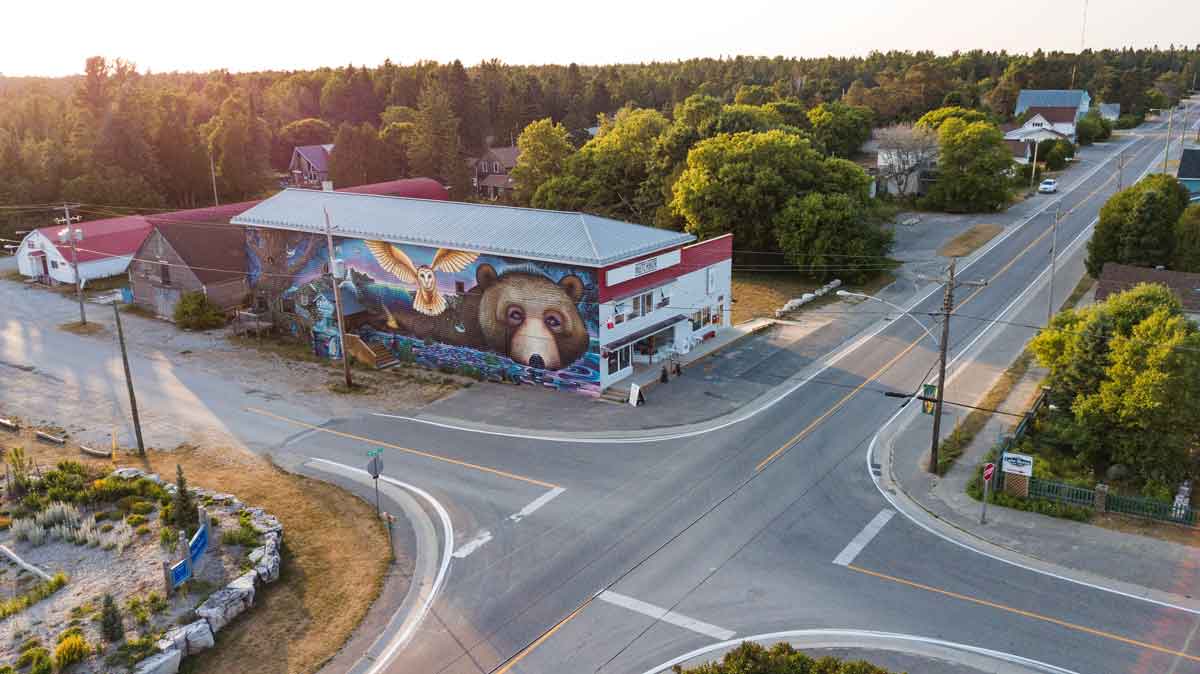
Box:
755;338;923;472
245;406;560;490
493;598;593;674
755;136;1158;473
847;564;1200;664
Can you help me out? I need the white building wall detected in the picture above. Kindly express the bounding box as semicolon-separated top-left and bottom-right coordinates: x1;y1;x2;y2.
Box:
14;231;132;285
597;257;732;390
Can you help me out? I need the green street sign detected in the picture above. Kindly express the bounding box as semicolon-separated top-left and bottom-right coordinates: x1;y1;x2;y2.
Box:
922;384;937;415
367;448;383;457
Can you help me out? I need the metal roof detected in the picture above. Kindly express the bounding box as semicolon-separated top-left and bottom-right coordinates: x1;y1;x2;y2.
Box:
1015;90;1087;115
231;189;695;267
1178;149;1200;180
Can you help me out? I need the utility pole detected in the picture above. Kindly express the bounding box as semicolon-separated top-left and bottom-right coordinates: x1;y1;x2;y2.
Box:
1028;140;1041;191
923;260;988;474
1116;149;1126;191
55;204;85;325
209;152;220;206
324;208;353;390
112;302;145;456
929;259;955;475
1048;203;1060;324
1163;107;1174;174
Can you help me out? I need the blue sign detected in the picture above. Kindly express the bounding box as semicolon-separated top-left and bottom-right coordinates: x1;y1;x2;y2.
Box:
170;559;190;588
189;523;209;564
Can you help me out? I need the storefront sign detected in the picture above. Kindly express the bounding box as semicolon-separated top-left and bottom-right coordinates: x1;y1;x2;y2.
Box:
606;250;681;286
1001;452;1034;476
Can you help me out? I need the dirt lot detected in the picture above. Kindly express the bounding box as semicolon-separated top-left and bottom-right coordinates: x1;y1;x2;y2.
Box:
1;426;399;674
937;223;1003;258
731;271;896;325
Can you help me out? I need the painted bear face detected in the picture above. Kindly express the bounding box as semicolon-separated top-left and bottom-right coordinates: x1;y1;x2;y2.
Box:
475;264;590;371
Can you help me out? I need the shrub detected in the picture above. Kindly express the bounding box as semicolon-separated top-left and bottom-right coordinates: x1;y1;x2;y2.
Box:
54;633;90;669
106;635;157;668
147;592;167;614
129;501;154;515
136;525;150;536
173;465;198;531
16;646;50;668
100;523;114;533
221;524;260;547
125;514;147;526
173;291;226;330
100;594;123;642
159;526;176;549
126;596;149;626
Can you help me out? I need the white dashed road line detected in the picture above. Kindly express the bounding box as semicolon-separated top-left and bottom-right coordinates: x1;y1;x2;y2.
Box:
509;486;566;523
597;590;736;641
452;530;493;559
833;509;895;567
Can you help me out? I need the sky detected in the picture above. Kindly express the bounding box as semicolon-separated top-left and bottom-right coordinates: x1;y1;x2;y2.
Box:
2;0;1197;77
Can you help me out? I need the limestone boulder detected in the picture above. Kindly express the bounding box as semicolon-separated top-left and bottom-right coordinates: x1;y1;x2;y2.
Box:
134;648;182;674
196;572;257;633
113;468;145;480
157;620;214;657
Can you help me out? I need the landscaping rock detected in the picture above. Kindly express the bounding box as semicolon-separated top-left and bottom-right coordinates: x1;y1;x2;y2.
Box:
114;467;145;480
144;473;165;485
248;546;266;564
245;507;283;535
195;571;257;633
157;620;214;657
134;648;182;674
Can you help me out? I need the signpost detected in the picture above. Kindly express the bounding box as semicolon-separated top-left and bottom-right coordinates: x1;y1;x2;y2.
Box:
922;384;937;415
164;506;210;593
367;449;383;516
1000;452;1034;476
981;463;996;524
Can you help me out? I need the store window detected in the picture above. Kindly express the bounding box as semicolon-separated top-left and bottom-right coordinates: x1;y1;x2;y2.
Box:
641;292;653;315
631;295;641;318
619;345;631;370
608;349;619;374
692;311;702;331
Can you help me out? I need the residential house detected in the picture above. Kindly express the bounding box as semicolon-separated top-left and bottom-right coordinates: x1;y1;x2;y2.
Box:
475;146;520;200
1178;148;1200;199
129;202;257;319
15;215;152;286
1004;107;1079;150
1014;89;1092;120
231;189;732;395
1096;263;1200;323
288;144;334;187
860;129;938;196
1098;103;1121;122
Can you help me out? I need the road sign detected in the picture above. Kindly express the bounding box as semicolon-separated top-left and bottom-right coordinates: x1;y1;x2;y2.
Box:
367;455;383;479
169;559;190;589
367;448;382;457
189;521;209;565
1001;452;1034;476
922;384;937;415
983;463;996;481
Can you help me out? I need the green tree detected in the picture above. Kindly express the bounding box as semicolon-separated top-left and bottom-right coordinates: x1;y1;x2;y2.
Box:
806;102;872;158
670;129;865;250
173;464;198;532
153;92;211;208
274;117;334;170
100;594;124;643
205;93;270;200
915;105;989;131
1086;175;1191;276
509;118;574;205
922;118;1012;212
410;79;471;196
1075;114;1103;145
672;641;895;674
378;121;415;179
1172;204;1200;272
776;192;892;282
1030;283;1200;483
328;122;392;187
733;84;776;105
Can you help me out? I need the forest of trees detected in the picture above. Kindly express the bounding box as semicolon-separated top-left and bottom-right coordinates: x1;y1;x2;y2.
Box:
2;48;1197;264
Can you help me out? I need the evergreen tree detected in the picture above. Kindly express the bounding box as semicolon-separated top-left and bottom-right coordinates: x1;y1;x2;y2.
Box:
101;593;124;643
173;464;197;531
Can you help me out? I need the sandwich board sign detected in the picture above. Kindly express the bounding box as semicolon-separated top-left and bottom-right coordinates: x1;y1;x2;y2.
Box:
1001;452;1034;477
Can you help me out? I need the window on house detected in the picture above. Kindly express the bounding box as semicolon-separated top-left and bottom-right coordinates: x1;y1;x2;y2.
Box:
614;313;625;325
691;311;702;331
493;161;501;173
639;292;653;316
455;281;466;294
630;295;641;318
607;349;619;374
160;263;171;286
618;345;631;370
50;260;59;269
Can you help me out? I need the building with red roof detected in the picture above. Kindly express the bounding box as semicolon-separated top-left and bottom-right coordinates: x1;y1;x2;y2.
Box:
15;214;154;286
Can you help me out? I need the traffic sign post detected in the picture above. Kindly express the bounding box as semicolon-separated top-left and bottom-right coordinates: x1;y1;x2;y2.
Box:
981;462;995;524
922;384;937;415
367;450;383;516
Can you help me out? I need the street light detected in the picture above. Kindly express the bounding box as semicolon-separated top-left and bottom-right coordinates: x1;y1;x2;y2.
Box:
836;290;939;347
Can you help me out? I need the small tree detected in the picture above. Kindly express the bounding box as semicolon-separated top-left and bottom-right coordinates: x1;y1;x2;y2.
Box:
173;291;226;330
875;123;939;199
173;465;198;532
100;594;124;642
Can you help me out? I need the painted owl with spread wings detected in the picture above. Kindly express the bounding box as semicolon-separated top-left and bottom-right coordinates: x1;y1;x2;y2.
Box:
364;241;478;316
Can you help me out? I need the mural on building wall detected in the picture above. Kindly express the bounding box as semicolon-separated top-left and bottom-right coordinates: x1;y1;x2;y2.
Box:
246;229;601;393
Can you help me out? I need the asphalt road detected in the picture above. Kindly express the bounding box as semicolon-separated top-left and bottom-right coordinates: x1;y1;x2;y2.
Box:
245;105;1200;674
1;108;1194;674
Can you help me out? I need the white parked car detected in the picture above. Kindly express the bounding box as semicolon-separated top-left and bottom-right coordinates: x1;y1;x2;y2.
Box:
1038;178;1059;194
